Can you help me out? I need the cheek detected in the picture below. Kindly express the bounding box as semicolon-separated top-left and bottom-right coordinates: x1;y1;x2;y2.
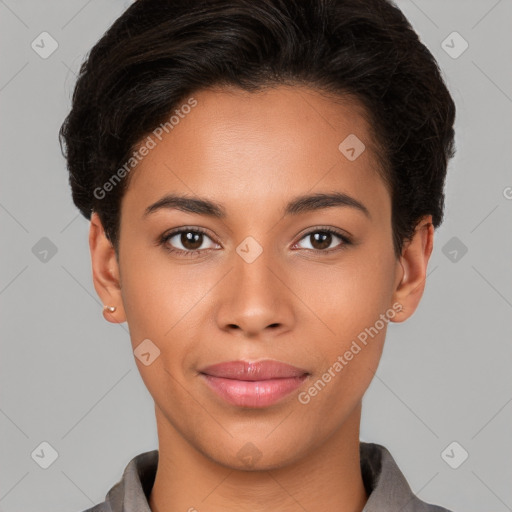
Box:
118;248;220;377
117;256;200;405
119;241;196;334
292;241;396;401
293;247;397;340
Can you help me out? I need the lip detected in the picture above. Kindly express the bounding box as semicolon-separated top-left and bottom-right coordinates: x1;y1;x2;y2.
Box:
199;360;309;408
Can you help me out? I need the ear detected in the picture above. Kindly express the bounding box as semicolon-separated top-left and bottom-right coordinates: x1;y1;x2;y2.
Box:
89;212;126;323
390;215;434;323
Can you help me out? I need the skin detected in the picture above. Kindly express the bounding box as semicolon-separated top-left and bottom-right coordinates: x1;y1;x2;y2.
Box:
89;84;434;512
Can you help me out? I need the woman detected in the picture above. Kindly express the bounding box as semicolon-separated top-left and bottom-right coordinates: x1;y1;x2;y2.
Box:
59;0;456;510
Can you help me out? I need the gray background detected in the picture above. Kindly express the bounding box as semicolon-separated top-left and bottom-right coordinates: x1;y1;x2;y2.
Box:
1;1;511;511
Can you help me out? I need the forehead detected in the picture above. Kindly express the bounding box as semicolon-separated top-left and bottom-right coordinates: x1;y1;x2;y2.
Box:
122;85;389;219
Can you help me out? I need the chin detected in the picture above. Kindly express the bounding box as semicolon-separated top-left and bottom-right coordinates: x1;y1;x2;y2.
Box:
200;436;308;472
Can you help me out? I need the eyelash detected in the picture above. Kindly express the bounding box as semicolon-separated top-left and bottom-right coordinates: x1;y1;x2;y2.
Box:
158;226;352;257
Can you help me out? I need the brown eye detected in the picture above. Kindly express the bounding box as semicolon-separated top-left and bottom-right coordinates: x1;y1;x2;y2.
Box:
179;231;203;250
309;232;333;250
161;228;219;256
295;228;350;252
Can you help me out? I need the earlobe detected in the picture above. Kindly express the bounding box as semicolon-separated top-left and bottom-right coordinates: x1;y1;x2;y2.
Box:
89;212;126;323
391;215;434;323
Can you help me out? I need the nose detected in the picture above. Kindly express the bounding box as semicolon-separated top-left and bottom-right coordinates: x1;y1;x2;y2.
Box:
215;247;295;338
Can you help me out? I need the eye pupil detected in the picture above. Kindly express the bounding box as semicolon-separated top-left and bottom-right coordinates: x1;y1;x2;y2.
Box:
182;231;202;250
311;232;332;250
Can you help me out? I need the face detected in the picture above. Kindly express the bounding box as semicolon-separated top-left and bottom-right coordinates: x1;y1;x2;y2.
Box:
90;84;432;470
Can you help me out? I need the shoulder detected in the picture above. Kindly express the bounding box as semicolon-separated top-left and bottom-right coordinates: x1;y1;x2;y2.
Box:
74;450;159;512
360;442;456;512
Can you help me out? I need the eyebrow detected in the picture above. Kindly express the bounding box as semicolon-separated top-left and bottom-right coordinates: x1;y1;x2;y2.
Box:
143;192;370;219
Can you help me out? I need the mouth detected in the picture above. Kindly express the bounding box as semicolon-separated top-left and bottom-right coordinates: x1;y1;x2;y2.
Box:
198;360;310;408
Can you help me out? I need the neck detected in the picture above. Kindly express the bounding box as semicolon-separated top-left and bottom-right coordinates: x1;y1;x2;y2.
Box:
148;403;368;512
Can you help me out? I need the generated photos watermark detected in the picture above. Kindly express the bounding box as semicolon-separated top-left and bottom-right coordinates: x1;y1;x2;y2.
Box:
93;96;198;200
298;302;403;405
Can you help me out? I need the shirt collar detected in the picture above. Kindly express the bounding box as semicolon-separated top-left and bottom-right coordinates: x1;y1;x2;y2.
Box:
96;442;450;512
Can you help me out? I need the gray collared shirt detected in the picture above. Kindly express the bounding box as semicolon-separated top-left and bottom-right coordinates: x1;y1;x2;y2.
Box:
81;442;454;512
